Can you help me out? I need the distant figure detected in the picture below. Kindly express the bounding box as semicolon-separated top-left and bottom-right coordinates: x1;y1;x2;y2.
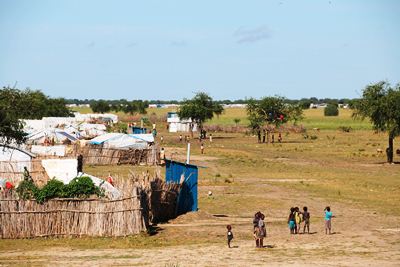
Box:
227;225;234;248
179;134;183;142
160;136;164;144
23;167;32;181
324;206;334;235
303;207;310;234
77;154;83;174
152;128;157;138
258;213;266;248
262;129;266;143
209;134;213;143
107;173;114;186
160;147;165;165
257;130;261;143
295;207;302;234
200;143;204;154
271;133;275;143
278;133;282;143
288;207;295;234
253;212;261;247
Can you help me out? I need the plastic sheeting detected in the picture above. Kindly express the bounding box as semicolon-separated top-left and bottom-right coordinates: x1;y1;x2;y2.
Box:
41;159;78;181
41;158;120;200
27;128;77;144
31;145;66;156
0;145;35;173
90;133;151;149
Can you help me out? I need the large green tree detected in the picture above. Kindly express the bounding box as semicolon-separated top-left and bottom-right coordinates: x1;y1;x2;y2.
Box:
90;100;111;114
178;92;223;137
0;107;27;145
246;96;303;141
353;81;400;163
0;87;71;119
0;87;71;145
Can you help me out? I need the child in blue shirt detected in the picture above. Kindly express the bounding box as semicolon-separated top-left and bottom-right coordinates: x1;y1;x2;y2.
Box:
324;206;334;235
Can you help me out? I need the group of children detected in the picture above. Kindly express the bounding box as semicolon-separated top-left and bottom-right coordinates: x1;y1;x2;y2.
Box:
226;206;334;248
287;206;311;234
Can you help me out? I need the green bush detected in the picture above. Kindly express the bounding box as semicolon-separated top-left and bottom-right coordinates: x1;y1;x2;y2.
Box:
324;104;339;116
16;176;104;204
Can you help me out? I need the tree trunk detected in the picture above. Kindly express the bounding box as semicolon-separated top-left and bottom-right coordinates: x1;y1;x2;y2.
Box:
387;133;394;163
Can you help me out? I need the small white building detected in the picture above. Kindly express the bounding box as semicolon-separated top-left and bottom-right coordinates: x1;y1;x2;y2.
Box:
167;112;198;133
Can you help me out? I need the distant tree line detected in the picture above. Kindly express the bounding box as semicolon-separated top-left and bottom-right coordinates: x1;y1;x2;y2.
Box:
90;99;149;114
66;97;357;109
0;87;71;145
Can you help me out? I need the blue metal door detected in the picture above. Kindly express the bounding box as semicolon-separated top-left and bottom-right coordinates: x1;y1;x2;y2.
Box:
165;160;198;215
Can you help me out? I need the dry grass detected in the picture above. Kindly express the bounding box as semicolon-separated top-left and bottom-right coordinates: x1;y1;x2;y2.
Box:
5;106;398;265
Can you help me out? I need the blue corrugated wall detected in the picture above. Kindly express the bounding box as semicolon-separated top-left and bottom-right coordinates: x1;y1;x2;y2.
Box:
165;160;198;215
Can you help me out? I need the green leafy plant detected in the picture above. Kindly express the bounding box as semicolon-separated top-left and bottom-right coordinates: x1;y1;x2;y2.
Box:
324;104;339;116
16;176;104;204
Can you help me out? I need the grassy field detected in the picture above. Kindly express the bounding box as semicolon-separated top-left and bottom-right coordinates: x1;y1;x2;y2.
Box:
72;106;372;130
1;106;398;266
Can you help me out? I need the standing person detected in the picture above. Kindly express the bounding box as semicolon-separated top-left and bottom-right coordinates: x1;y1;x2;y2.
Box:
271;133;275;143
324;206;334;235
209;133;213;143
257;130;261;143
160;136;164;144
288;208;295;234
295;207;302;234
179;134;182;142
77;154;83;174
303;207;311;234
262;129;266;143
258;213;266;248
226;225;234;248
160;147;165;165
253;212;260;247
278;133;282;143
200;143;205;154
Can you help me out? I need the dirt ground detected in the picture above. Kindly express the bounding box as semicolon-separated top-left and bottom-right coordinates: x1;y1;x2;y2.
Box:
1;181;399;266
0;128;399;266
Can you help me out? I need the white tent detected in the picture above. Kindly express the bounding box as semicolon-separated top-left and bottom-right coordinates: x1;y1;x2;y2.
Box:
0;145;36;174
90;133;153;149
27;128;78;144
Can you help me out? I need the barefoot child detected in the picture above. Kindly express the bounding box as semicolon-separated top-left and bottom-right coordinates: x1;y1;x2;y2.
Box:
227;225;233;248
303;206;310;234
288;207;295;234
324;206;334;234
295;207;302;234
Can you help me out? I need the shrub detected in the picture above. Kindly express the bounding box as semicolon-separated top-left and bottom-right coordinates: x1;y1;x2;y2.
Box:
338;126;352;132
16;176;104;204
324;104;339;116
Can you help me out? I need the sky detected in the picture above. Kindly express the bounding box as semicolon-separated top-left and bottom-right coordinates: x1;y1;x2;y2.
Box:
0;0;399;101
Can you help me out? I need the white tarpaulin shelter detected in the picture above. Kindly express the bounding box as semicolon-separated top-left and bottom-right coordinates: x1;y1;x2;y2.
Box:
0;145;36;173
31;145;66;157
74;113;118;123
78;123;107;138
27;128;78;144
90;133;153;149
41;158;120;199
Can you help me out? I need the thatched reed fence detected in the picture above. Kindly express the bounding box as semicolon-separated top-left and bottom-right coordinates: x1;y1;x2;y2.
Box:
0;171;181;239
0;189;146;238
80;145;159;166
114;170;180;224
